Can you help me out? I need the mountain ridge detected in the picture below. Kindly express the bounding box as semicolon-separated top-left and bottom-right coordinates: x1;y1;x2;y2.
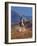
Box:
11;10;32;24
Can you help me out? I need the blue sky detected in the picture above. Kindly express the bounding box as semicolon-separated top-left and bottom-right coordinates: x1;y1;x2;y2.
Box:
11;6;32;24
11;7;32;16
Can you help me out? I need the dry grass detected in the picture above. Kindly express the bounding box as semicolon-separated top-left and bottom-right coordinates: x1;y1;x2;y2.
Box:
11;25;32;39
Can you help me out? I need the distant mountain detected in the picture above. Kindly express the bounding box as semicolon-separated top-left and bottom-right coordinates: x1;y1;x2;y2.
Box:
11;10;32;24
22;15;32;20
